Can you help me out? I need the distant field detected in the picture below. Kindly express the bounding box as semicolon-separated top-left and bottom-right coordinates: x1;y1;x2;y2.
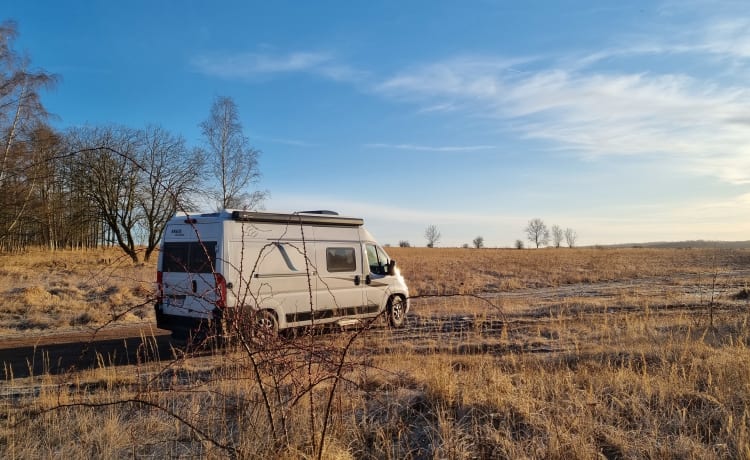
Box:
1;246;747;333
2;246;750;458
589;240;750;249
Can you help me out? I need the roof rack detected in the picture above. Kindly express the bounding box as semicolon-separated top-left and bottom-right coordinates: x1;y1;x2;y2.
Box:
231;210;363;227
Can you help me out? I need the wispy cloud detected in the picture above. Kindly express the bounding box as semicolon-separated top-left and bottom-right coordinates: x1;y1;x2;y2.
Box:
189;15;750;186
364;143;495;152
250;133;317;147
269;193;522;225
375;19;750;184
191;50;366;83
691;18;750;59
571;17;750;69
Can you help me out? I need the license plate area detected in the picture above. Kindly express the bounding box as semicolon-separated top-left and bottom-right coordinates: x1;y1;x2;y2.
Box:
167;295;186;308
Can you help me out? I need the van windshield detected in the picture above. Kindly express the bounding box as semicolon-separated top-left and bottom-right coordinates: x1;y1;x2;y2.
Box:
162;242;217;273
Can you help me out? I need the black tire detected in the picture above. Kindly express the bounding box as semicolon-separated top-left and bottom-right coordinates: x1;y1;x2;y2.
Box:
255;309;279;339
237;308;279;343
387;296;407;328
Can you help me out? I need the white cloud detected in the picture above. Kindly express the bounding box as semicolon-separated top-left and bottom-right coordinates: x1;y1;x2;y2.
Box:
696;18;750;59
191;51;365;83
190;16;750;187
268;193;521;225
250;133;317;147
364;143;495;152
192;51;328;76
376;31;750;184
569;17;750;68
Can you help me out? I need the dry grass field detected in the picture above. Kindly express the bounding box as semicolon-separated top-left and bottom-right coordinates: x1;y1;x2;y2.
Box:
0;248;154;334
2;246;750;458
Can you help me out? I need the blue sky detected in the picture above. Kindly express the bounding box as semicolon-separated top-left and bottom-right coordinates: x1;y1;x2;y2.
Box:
6;0;750;246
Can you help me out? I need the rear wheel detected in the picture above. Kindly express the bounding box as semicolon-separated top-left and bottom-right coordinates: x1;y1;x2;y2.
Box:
387;296;407;328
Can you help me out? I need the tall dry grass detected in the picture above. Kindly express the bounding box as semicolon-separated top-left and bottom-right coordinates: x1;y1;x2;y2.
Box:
0;247;155;334
1;247;750;458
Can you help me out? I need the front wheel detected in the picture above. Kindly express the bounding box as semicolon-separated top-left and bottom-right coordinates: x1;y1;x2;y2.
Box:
255;309;279;339
387;296;407;328
237;308;279;344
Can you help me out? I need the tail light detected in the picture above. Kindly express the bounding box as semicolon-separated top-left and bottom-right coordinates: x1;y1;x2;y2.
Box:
215;273;227;309
156;271;163;303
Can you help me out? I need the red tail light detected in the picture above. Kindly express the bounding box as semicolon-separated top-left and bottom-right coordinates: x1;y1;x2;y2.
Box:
156;271;163;302
215;273;227;309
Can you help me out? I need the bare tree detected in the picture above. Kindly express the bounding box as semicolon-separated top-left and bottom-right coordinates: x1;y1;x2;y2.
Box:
67;125;205;262
68;126;143;262
472;235;484;249
565;228;578;248
0;21;58;250
136;125;203;261
525;218;549;248
424;224;441;248
551;225;564;248
398;240;410;247
199;96;265;210
25;126;64;249
515;239;524;249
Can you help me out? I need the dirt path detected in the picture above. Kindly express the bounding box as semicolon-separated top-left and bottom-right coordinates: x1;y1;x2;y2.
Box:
0;325;173;379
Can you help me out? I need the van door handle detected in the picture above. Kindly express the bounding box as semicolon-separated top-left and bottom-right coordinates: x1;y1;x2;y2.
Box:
354;275;360;286
192;280;197;293
365;275;371;285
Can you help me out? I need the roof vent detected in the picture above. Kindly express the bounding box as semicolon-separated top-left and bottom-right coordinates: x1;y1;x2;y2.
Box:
299;210;339;215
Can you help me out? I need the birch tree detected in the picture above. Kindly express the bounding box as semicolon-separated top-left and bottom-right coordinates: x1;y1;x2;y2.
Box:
551;225;564;248
565;228;578;248
199;96;265;210
0;21;58;250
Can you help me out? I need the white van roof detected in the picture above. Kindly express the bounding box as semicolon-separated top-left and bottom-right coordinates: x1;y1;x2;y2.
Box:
173;209;364;227
232;210;364;227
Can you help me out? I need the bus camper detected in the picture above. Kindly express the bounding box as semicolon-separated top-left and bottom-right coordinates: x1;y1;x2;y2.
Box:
154;210;410;340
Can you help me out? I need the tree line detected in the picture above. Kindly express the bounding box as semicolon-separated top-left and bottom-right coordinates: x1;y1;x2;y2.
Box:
523;218;577;248
397;221;578;248
0;21;263;261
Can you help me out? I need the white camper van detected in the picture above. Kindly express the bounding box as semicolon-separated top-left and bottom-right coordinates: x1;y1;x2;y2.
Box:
155;210;409;340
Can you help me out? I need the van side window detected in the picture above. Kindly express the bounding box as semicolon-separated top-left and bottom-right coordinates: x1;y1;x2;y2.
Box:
163;242;217;273
326;247;356;272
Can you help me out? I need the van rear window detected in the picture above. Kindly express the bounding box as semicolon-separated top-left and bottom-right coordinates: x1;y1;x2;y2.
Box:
162;242;217;273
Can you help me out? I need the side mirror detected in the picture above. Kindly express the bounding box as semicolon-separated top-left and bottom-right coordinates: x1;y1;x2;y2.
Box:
387;260;397;276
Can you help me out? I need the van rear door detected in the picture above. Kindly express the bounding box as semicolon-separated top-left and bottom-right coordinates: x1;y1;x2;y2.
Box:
160;240;220;320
